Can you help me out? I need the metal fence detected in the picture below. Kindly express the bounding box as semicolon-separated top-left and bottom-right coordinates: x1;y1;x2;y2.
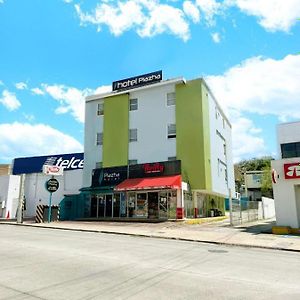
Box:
230;199;259;226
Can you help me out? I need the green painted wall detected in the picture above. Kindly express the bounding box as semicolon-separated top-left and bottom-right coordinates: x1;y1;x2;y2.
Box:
103;93;129;167
176;79;212;190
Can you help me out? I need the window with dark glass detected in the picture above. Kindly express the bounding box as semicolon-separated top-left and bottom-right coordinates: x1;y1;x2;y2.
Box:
129;98;138;111
167;124;176;139
129;129;137;142
281;142;300;158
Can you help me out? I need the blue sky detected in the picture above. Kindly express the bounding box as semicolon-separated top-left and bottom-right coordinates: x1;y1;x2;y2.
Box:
0;0;299;163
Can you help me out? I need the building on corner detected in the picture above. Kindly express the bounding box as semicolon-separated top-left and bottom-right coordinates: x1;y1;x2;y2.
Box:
81;71;235;220
272;121;300;229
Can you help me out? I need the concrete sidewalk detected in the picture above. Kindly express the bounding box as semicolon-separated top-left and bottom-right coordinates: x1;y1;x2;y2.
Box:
1;217;300;252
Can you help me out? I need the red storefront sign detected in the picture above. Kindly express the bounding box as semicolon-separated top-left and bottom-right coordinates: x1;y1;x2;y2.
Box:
143;163;164;174
284;162;300;179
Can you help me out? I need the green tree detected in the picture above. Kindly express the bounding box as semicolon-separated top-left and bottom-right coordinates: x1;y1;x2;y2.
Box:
261;165;273;198
234;156;273;194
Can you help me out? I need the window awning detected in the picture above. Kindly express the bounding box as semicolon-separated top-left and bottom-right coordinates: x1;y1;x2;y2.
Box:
114;175;182;191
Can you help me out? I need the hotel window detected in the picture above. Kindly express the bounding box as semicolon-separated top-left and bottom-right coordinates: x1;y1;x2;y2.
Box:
128;159;138;165
95;162;103;169
97;102;104;116
129;98;138;111
96;133;103;146
167;93;176;106
129;129;137;142
167;124;176;139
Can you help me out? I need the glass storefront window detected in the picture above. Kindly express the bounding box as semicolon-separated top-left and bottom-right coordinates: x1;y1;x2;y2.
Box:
168;191;177;219
159;192;168;219
128;192;136;217
136;193;148;218
120;193;127;217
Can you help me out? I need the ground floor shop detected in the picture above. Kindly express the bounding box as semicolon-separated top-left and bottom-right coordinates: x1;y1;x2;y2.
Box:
77;160;226;221
89;190;178;220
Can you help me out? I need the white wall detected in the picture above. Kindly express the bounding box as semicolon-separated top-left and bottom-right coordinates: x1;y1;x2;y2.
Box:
261;197;276;219
277;121;300;159
272;158;300;228
208;93;235;197
24;170;82;217
83;100;103;187
0;175;20;219
128;83;176;163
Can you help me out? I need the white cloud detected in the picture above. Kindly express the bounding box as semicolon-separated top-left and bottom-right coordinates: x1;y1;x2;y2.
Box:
211;32;220;43
0;122;83;162
206;54;300;161
0;90;21;111
0;80;3;86
41;84;90;123
195;0;222;25
41;84;111;123
231;114;266;163
183;1;200;23
75;1;191;41
228;0;300;32
75;1;145;36
94;85;111;95
206;54;300;120
31;87;45;95
138;4;190;41
15;82;27;90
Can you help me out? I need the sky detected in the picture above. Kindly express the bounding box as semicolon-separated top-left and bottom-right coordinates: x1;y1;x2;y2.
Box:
0;0;299;164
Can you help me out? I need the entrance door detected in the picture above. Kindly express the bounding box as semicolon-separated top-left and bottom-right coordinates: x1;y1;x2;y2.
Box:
113;194;120;218
98;195;105;217
105;194;113;218
90;195;97;217
148;192;158;219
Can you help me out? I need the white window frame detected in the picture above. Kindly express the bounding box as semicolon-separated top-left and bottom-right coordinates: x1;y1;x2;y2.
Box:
129;98;138;111
167;124;176;139
129;129;137;142
167;92;176;106
97;101;104;116
96;133;103;146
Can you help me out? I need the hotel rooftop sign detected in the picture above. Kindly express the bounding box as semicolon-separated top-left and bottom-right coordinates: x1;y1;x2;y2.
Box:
112;70;162;92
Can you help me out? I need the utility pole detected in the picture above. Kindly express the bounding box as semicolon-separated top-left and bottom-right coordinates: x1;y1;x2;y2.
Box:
17;174;25;223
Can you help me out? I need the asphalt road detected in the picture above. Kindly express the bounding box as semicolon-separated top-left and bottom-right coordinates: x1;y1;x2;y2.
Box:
0;225;299;300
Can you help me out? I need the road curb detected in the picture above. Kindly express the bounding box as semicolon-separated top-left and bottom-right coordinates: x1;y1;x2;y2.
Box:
1;222;300;253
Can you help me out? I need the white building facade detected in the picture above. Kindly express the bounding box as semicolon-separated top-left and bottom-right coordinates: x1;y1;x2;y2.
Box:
82;72;235;220
272;121;300;229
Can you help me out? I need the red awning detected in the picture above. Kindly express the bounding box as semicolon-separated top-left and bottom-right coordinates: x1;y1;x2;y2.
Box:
114;175;182;191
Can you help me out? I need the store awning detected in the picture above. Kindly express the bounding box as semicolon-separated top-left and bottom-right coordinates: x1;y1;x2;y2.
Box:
114;175;182;191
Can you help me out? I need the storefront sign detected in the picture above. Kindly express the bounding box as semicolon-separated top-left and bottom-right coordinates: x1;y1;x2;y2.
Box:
129;160;181;178
92;166;128;187
112;71;162;92
13;153;84;175
284;162;300;179
143;163;164;174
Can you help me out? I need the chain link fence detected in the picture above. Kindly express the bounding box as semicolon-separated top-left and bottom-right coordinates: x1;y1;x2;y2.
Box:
230;199;259;226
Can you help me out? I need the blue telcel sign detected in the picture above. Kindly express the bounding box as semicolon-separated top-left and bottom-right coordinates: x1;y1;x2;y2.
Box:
12;153;84;175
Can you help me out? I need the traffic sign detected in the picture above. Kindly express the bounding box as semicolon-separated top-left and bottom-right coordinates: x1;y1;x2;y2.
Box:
46;178;59;193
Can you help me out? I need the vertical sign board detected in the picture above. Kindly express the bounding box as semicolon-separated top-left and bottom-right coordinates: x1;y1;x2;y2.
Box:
45;178;59;222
